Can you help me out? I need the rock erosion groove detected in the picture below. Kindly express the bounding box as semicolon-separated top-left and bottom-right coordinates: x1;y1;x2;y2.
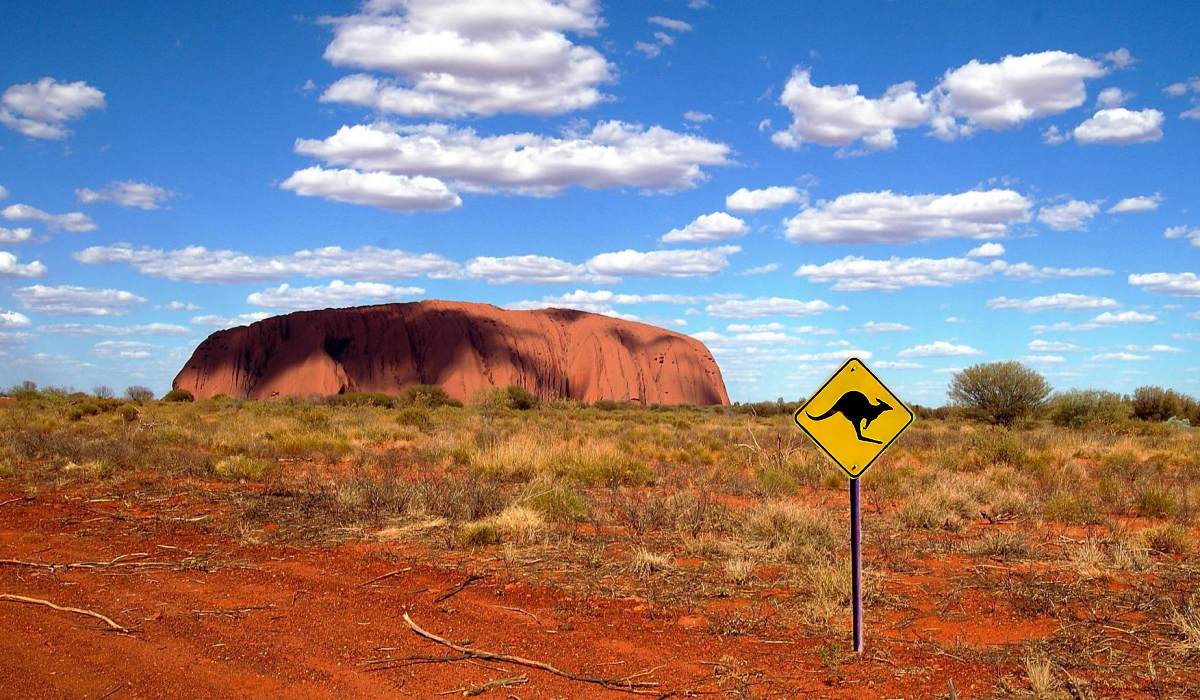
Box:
173;300;729;405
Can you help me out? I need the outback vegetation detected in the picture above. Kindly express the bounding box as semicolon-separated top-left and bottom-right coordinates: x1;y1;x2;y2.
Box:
1;368;1199;697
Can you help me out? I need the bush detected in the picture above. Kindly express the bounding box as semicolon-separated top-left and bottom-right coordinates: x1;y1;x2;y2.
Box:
1131;386;1193;422
501;385;538;410
396;407;432;431
163;388;195;403
401;384;461;409
118;405;139;423
125;385;155;402
1047;389;1129;428
948;362;1050;426
325;392;397;408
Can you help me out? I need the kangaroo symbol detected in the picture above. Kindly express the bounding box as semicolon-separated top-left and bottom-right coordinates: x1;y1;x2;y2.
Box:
806;391;892;444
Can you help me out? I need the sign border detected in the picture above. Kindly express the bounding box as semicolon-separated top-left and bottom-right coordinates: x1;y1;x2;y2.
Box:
792;356;915;480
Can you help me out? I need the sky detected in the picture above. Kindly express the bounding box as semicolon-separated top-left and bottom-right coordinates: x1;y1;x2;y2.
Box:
0;0;1198;404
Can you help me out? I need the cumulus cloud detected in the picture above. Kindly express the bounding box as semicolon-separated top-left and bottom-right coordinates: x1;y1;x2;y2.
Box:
647;16;692;32
13;285;146;316
683;110;712;123
1073;108;1164;144
246;280;425;310
1128;272;1200;297
1032;310;1157;332
191;312;272;328
875;360;923;369
705;297;834;318
2;203;96;232
0;77;105;139
92;340;156;360
660;211;747;243
987;293;1118;312
76;181;172;210
898;341;983;357
1107;194;1162;214
466;255;607;284
0;185;7;199
1091;352;1149;362
1095;86;1130;108
771;68;931;151
0;226;32;244
783;189;1031;244
1029;339;1078;352
1021;354;1066;364
292;121;731;198
0;251;47;278
75;243;460;283
739;263;780;276
725;186;804;212
319;0;612;118
1041;125;1069;145
509;289;735;318
0;310;32;327
40;322;191;336
280;166;461;212
162;301;199;311
1164;226;1200;247
1037;199;1100;231
1125;343;1182;353
796;255;1004;291
587;246;740;278
1103;48;1136;69
861;321;911;333
999;262;1112;279
967;242;1005;258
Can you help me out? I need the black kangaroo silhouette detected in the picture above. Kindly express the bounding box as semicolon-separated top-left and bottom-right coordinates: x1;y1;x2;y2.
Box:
806;391;892;444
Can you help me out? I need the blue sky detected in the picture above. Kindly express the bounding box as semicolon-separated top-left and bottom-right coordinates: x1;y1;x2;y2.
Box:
1;0;1197;404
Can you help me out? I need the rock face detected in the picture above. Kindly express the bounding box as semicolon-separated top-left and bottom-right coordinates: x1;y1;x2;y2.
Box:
173;301;729;405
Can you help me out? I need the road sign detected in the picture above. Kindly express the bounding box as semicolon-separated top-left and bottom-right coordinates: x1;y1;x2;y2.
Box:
792;357;914;479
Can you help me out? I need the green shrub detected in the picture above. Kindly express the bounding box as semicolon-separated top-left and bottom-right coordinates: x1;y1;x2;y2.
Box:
456;521;501;547
162;388;195;403
118;405;139;423
1131;386;1198;423
1134;485;1179;518
502;385;538;410
1047;389;1130;428
396;407;432;431
520;477;589;521
949;362;1050;426
401;384;461;409
326;392;396;408
214;455;274;481
1145;524;1192;555
124;385;154;402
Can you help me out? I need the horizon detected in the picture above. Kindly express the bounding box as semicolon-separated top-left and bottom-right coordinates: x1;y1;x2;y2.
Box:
2;1;1198;403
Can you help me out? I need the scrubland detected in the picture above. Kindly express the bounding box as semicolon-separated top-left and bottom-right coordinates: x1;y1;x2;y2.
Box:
1;386;1198;697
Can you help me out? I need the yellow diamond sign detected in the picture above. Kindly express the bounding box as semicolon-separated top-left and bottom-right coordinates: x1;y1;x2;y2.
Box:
793;357;914;479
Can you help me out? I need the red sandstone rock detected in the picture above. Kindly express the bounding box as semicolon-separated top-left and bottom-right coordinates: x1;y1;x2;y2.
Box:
173;300;729;405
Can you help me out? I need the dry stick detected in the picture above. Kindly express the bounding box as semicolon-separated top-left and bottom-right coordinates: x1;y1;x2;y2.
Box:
440;675;529;697
0;496;33;508
401;612;659;695
495;605;545;627
357;567;413;588
434;573;484;603
0;593;130;633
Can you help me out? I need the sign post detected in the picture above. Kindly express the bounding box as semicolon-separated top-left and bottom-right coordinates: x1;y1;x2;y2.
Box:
792;357;913;653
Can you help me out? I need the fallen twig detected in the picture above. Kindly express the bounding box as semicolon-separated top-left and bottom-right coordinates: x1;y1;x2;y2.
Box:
443;674;528;697
0;593;131;633
358;567;413;588
0;553;200;573
435;573;484;603
0;496;33;508
495;605;545;627
401;612;660;695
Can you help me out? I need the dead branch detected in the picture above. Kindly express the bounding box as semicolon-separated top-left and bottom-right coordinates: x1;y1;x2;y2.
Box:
0;593;130;633
434;573;484;603
0;496;33;508
440;675;529;697
494;605;545;627
358;567;413;588
401;612;660;695
0;553;200;573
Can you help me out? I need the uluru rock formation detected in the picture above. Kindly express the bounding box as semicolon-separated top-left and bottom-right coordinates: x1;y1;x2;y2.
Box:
173;300;729;406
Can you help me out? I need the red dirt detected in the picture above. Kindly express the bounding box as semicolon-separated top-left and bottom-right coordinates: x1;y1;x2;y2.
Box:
173;300;729;406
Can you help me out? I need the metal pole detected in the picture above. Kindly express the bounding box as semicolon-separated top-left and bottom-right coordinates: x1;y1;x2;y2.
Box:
850;477;863;653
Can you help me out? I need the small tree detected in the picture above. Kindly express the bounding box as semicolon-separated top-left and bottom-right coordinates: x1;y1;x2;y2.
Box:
1130;386;1185;422
125;385;155;402
93;385;114;399
163;388;195;402
948;361;1050;426
1047;389;1129;428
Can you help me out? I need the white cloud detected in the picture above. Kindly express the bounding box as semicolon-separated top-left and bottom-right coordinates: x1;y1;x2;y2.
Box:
319;0;612;118
0;251;46;278
739;263;780;276
76;181;172;210
465;255;606;284
13;285;146;316
1103;48;1136;69
771;68;931;151
931;51;1106;139
192;313;272;328
1073;108;1164;145
510;289;735;317
1125;344;1182;353
2;203;96;232
683;110;712;123
784;189;1031;244
633;41;661;59
1000;262;1112;279
861;321;911;333
648;16;692;32
93;340;156;360
945;316;965;323
0;185;7;199
0;310;31;327
75;243;460;283
0;77;105;140
967;242;1005;258
1021;354;1066;364
725;186;804;212
796;255;1003;291
40;322;192;336
1164;226;1200;248
1095;86;1130;108
987;293;1118;312
705;297;834;318
726;322;785;333
1091;352;1150;362
875;360;923;369
1029;339;1078;352
280;166;461;212
1037;310;1158;332
1107;194;1162;214
0;331;32;347
293;121;731;196
246;280;425;310
1037;199;1100;231
783;349;874;362
162;301;199;311
1128;272;1200;297
1042;125;1069;145
586;245;739;278
0;226;32;244
898;341;983;358
661;211;748;243
1183;106;1200;121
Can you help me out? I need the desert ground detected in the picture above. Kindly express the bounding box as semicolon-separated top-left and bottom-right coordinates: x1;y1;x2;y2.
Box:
1;388;1198;698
